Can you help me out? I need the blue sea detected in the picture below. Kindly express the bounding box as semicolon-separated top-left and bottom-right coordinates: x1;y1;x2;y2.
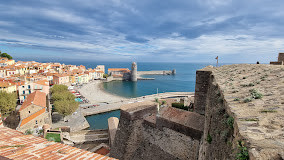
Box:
15;58;214;98
102;62;212;98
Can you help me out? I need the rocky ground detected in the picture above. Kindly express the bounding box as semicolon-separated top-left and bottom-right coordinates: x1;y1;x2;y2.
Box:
210;64;284;158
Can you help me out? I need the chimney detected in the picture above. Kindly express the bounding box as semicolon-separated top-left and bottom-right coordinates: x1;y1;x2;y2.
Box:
42;124;51;138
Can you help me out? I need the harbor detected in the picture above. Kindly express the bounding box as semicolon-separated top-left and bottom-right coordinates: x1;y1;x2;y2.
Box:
52;78;194;132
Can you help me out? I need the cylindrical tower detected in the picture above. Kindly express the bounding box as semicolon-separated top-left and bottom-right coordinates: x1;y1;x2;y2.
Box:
131;62;137;81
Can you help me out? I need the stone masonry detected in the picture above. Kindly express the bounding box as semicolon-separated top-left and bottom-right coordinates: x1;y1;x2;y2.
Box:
110;101;205;160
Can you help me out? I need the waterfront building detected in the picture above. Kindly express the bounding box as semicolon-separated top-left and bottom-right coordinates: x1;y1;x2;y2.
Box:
96;65;105;73
108;68;131;80
96;70;104;79
77;73;89;84
17;91;51;132
53;74;70;85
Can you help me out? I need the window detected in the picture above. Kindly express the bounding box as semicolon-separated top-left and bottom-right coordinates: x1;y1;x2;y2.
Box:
23;91;25;94
22;86;25;88
29;90;31;94
28;85;30;89
24;96;25;99
28;111;30;113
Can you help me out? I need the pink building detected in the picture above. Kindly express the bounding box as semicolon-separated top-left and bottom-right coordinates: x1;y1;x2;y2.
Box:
53;74;69;85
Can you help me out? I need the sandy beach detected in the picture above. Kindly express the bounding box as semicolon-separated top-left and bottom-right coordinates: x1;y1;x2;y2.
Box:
77;81;128;104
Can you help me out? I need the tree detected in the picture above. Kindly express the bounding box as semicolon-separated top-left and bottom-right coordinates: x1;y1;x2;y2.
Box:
50;84;68;94
0;91;17;114
51;91;75;102
103;74;109;78
0;52;13;60
54;100;79;117
51;84;78;118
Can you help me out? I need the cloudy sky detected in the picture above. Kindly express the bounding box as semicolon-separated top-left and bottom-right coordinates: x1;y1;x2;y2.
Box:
0;0;283;63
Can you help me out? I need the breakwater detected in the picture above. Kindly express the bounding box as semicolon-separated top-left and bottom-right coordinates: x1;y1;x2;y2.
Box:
138;69;176;75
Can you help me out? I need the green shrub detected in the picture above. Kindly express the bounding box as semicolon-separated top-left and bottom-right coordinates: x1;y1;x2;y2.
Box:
234;98;240;101
45;133;61;142
155;98;159;103
25;129;33;135
260;110;277;113
172;103;189;111
243;97;252;103
248;83;254;87
250;89;263;99
161;100;166;105
38;129;43;135
236;141;249;160
226;116;234;129
206;134;212;144
172;103;184;108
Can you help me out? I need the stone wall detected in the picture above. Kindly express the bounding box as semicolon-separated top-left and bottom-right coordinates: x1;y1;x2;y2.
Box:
278;53;284;62
110;101;204;160
195;68;241;159
194;70;212;115
196;64;284;159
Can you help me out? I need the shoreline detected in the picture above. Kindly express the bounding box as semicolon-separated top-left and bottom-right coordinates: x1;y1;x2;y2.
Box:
98;81;128;99
77;80;128;104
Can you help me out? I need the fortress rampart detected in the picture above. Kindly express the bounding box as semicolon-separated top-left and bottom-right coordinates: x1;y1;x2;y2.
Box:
111;64;284;160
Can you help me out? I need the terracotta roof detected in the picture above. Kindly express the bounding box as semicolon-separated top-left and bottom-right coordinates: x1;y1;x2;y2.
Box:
34;80;49;86
0;81;14;87
19;91;46;112
20;108;45;127
0;127;117;160
53;74;69;78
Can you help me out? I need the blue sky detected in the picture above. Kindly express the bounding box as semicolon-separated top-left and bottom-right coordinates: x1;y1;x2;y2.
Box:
0;0;283;63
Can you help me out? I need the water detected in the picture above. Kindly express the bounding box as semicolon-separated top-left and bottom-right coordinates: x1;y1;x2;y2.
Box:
85;110;120;130
103;62;212;98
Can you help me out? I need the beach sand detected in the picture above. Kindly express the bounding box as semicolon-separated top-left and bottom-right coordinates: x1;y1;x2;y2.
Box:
77;81;128;104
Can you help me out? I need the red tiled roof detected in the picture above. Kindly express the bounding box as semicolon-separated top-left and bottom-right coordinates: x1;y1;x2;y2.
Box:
0;81;13;87
0;127;117;160
34;80;49;86
19;91;46;112
20;108;45;127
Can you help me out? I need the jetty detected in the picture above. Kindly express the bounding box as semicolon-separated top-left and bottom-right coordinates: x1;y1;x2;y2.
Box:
138;69;176;75
137;77;155;80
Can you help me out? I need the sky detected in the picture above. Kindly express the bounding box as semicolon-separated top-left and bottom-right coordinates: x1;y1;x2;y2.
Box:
0;0;283;63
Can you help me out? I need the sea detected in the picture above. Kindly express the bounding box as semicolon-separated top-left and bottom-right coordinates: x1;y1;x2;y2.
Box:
16;58;214;98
